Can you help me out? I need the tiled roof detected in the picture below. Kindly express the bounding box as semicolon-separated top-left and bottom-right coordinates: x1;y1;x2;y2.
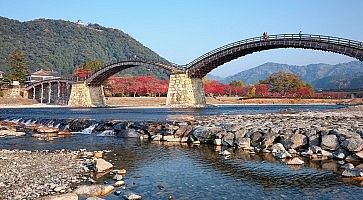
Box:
31;69;58;76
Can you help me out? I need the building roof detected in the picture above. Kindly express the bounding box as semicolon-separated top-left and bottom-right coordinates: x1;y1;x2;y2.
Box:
30;69;58;76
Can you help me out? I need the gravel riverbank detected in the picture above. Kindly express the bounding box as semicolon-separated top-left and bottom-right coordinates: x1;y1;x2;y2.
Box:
0;149;87;200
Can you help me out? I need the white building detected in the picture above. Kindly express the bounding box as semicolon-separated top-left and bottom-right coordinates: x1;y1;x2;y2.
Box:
25;69;60;84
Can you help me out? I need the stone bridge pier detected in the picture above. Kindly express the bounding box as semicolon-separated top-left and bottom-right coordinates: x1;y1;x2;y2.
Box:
68;82;105;107
166;73;206;107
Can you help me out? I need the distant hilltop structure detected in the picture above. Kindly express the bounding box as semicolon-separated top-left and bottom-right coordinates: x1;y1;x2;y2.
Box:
76;20;87;26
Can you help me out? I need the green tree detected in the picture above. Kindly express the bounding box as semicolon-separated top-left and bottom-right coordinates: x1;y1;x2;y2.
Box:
247;86;256;97
261;72;305;96
8;49;29;84
229;80;244;88
79;60;104;73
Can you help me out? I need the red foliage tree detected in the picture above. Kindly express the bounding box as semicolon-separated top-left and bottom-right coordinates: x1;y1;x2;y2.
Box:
255;84;270;97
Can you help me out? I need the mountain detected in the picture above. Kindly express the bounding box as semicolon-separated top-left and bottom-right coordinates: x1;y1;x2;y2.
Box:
0;17;169;78
206;74;224;81
223;61;363;89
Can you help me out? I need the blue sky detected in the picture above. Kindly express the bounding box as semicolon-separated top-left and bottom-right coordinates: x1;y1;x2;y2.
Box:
1;0;362;77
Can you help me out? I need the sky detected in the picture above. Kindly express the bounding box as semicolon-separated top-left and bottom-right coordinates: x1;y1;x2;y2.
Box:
1;0;362;77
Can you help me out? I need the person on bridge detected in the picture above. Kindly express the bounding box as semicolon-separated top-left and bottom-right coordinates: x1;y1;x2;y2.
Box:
263;32;266;40
299;31;302;40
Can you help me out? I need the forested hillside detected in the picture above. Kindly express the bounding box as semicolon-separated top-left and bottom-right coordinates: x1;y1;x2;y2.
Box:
0;17;169;78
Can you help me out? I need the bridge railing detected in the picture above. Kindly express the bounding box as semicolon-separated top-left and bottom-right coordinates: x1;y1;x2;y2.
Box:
185;34;363;68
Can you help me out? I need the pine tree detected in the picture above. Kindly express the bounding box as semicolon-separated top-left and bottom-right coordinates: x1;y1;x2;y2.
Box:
8;49;29;84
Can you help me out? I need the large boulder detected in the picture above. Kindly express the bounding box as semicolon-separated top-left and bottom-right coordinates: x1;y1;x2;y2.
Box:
95;159;113;172
282;133;307;150
234;138;251;149
260;133;279;149
250;132;263;147
38;193;78;200
321;135;339;151
73;185;114;196
191;126;221;143
123;193;142;200
341;138;363;152
270;143;286;152
174;125;193;137
36;126;59;133
221;132;235;147
342;168;363;177
287;157;305;165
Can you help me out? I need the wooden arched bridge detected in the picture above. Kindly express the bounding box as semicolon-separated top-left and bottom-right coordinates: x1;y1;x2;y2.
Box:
23;33;363;107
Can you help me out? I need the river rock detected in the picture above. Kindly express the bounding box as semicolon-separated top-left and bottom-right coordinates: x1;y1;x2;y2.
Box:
341;138;363;152
36;126;59;133
38;193;78;200
342;168;363;177
235;138;251;149
341;163;354;169
0;129;26;137
260;133;279;149
174;125;192;137
321;135;339;151
287;157;305;165
113;174;123;181
355;151;363;159
114;180;125;187
222;132;234;147
273;150;292;159
219;150;231;156
116;128;140;138
73;185;114;196
282;133;307;150
214;139;222;146
162;135;180;142
86;197;105;200
191;126;220;143
270;143;286;152
95;159;113;172
250;132;263;147
123;193;142;200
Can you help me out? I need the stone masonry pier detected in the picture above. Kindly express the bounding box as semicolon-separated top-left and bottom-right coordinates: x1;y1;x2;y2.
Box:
166;73;206;107
68;82;105;107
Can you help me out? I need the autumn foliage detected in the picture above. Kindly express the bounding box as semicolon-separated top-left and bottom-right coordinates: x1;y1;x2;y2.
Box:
106;75;168;97
103;72;352;99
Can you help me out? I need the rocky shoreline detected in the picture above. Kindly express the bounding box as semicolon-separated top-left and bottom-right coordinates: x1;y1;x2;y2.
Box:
0;106;363;199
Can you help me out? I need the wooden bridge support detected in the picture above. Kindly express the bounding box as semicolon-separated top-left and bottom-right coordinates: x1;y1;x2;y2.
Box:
68;82;105;107
166;73;206;107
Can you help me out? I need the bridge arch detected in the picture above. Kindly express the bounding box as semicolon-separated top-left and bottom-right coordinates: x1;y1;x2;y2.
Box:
186;34;363;78
86;60;185;86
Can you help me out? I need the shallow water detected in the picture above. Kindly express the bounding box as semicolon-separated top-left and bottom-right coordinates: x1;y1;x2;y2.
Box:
1;104;362;199
0;104;346;121
1;134;362;200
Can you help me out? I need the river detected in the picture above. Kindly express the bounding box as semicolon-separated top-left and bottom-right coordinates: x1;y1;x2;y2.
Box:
1;104;362;199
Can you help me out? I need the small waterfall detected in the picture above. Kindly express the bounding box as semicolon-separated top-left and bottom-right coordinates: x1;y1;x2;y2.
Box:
97;129;115;137
76;123;98;134
54;123;61;129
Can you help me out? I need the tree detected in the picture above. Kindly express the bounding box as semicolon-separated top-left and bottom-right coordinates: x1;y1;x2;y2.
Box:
261;72;305;96
255;84;269;97
8;49;29;83
79;60;104;73
229;80;244;96
229;80;244;88
247;86;256;97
